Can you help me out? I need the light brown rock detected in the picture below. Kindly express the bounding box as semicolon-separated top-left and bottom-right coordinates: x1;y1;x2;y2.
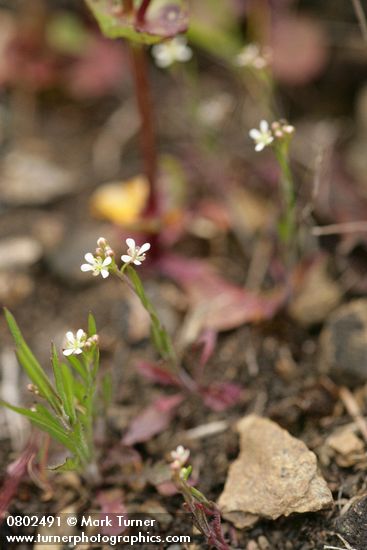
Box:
289;259;342;326
218;415;333;528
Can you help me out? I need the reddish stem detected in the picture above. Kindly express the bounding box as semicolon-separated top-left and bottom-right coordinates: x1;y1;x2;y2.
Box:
130;44;159;216
137;0;152;24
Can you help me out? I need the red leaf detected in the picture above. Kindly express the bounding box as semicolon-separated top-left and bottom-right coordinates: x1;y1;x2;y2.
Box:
136;360;182;387
196;329;218;368
97;489;128;535
0;438;37;519
159;254;286;333
155;480;178;496
200;382;243;412
66;37;127;99
122;394;184;446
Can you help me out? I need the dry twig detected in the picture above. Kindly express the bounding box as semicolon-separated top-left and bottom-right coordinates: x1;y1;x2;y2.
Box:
339;386;367;445
351;0;367;42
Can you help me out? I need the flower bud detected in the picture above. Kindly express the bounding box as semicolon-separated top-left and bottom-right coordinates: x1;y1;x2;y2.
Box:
97;237;107;248
27;384;39;395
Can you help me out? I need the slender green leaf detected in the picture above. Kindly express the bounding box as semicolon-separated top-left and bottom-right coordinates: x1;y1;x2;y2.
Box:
50;456;81;472
4;309;61;414
88;312;97;337
66;355;88;382
101;371;113;409
0;400;76;453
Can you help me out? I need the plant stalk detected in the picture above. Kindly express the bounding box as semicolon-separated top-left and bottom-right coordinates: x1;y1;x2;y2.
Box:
130;43;159;216
136;0;152;24
275;146;296;247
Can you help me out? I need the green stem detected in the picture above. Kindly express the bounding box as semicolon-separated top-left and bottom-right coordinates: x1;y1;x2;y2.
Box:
274;145;296;250
114;266;197;392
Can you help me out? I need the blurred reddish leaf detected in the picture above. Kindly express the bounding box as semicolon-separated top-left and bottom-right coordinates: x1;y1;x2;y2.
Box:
65;37;128;99
122;394;184;446
0;438;37;519
200;382;243;412
97;489;128;535
155;480;178;496
196;329;218;368
159;255;286;333
2;31;59;90
270;15;328;85
136;360;182;386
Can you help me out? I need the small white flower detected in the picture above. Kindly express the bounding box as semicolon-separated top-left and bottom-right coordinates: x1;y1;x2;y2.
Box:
170;445;190;468
81;253;112;278
63;329;87;356
236;44;269;70
249;120;274;152
121;238;150;266
152;36;192;68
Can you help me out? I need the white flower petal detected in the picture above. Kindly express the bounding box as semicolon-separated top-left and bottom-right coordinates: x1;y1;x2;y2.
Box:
76;329;85;340
101;269;109;279
121;255;132;263
249;129;261;139
126;238;135;249
63;348;73;356
103;256;112;267
255;143;264;152
65;331;74;341
84;252;95;263
133;260;142;266
81;264;94;272
75;348;83;354
176;46;192;62
139;243;151;254
156;56;172;68
260;120;269;132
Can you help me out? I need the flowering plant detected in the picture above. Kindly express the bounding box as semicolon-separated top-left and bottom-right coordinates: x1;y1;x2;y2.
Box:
0;310;101;471
81;237;177;367
249;118;296;251
169;446;230;550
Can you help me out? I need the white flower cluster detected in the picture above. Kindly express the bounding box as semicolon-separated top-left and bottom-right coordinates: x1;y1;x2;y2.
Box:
249;119;295;152
236;43;270;70
81;237;151;280
152;36;192;68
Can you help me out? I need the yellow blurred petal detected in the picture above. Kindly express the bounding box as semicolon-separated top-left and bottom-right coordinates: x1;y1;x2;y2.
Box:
90;176;149;225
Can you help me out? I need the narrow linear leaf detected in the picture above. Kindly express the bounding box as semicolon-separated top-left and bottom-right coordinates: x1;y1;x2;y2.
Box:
52;347;76;425
52;344;68;410
0;400;76;454
4;309;60;412
50;456;81;472
88;312;97;337
66;355;88;383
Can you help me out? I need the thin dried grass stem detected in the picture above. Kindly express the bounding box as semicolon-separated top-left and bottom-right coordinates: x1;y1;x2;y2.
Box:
351;0;367;42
